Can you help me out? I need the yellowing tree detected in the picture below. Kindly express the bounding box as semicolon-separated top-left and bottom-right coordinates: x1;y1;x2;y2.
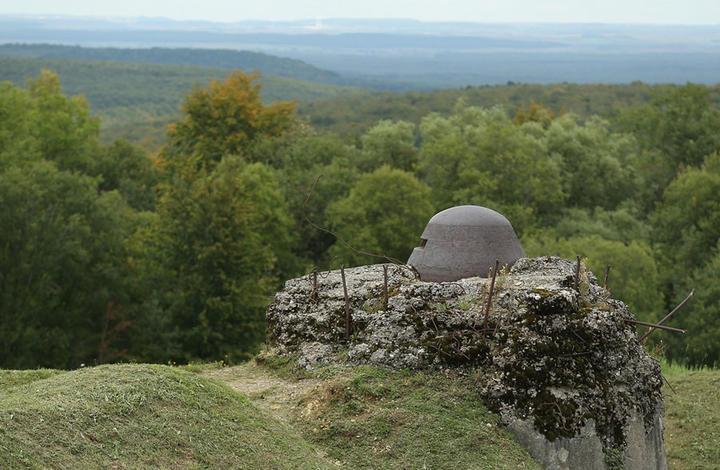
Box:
161;71;296;169
134;71;298;362
512;100;558;127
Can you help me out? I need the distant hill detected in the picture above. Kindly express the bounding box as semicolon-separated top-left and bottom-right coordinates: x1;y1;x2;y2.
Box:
0;55;365;150
0;43;365;87
1;16;719;90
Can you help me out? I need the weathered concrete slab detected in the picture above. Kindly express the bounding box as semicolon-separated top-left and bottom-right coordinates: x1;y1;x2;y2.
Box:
266;257;667;469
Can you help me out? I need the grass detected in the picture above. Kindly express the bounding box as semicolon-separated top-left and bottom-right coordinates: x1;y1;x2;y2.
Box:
0;369;66;388
661;361;720;470
0;364;333;469
262;362;542;469
1;359;717;469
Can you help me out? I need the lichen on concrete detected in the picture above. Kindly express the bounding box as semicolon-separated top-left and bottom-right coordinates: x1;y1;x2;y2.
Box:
265;256;667;469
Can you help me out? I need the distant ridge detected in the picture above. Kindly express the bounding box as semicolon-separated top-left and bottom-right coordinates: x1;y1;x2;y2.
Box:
0;55;364;151
2;16;718;89
0;43;363;87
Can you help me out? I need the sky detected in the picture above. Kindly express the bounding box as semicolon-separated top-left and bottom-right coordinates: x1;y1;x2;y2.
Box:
3;0;720;24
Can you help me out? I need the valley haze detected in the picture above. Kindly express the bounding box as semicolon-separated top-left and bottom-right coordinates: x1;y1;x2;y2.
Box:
1;15;719;88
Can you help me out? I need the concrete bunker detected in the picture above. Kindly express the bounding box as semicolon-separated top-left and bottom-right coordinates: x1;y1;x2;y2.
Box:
266;258;668;470
407;205;526;282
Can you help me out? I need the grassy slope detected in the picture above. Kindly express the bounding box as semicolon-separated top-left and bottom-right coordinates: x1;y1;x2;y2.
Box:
662;362;720;470
0;364;333;469
1;360;716;469
273;364;541;469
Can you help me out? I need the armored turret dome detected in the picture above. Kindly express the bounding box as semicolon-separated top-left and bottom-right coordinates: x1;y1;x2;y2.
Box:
407;205;525;282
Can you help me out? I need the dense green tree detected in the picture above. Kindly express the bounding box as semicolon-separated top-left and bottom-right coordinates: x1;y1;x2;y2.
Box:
0;71;99;171
620;84;720;168
617;83;720;205
418;106;565;233
553;203;651;244
649;153;720;365
0;162;135;369
544;115;641;210
139;158;293;362
299;81;669;140
0;74;148;369
27;70;100;171
652;152;720;286
358;120;417;172
90;138;159;211
0;81;37;166
131;71;301;362
327;165;435;266
660;248;720;367
252;132;360;268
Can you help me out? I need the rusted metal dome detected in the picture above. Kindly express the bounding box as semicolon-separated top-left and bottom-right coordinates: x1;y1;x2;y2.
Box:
407;205;525;282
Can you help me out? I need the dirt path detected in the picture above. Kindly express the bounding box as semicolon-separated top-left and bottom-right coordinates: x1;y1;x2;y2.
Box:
201;362;324;422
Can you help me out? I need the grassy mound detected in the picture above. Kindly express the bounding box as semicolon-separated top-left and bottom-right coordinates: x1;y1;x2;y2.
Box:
2;359;716;469
0;364;333;469
238;358;542;469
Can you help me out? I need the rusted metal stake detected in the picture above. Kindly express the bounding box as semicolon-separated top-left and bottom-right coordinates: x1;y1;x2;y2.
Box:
382;264;389;310
640;289;695;343
341;264;350;341
310;269;318;303
662;374;677;394
574;255;582;292
603;264;611;290
623;318;686;334
482;260;500;339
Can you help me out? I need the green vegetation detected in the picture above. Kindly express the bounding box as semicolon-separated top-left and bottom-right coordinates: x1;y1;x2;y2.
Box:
0;72;146;368
662;362;720;469
287;366;541;469
211;358;543;469
1;42;718;469
0;364;334;469
1;359;715;469
0;56;364;151
327;165;435;265
300;82;720;138
0;70;299;367
0;369;64;388
1;62;720;368
0;43;352;86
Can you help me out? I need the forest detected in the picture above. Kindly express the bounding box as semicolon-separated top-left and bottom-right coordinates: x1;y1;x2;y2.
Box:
0;55;360;146
1;66;719;371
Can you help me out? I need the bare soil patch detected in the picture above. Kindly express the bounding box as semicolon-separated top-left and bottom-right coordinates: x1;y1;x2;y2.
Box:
202;361;324;422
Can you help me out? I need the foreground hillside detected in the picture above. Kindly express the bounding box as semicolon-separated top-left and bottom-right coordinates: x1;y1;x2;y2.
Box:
0;364;334;469
1;360;717;469
0;362;541;469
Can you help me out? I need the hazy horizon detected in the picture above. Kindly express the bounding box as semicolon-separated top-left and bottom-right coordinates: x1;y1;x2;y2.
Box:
2;0;720;25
